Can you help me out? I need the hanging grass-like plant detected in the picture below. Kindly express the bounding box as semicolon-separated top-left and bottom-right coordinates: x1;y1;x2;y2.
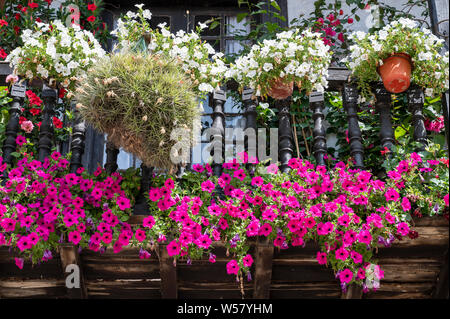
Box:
74;52;201;169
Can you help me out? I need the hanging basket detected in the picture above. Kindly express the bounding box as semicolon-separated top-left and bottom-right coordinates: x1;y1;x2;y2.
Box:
267;77;294;100
377;53;413;94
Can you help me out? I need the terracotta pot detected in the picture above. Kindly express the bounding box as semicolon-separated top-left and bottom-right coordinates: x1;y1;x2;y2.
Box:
267;77;294;100
378;53;412;93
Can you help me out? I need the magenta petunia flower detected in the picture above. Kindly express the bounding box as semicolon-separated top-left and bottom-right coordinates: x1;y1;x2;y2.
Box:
316;252;327;265
242;254;253;267
15;257;24;269
201;180;215;193
226;259;239;275
396;222;410;236
335;247;349;261
401;197;411;212
143;215;155;229
167;240;181;256
68;231;82;245
339;269;353;284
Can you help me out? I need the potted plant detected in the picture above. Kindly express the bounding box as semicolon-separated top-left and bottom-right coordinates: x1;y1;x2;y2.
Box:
74;51;201;170
5;20;105;93
112;4;228;98
229;29;332;100
344;18;449;100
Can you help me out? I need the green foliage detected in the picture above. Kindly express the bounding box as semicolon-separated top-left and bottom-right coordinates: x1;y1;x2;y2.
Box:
0;86;11;156
74;51;201;170
325;90;448;174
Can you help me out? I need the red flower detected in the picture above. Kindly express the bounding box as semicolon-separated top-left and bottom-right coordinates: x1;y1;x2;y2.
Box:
21;7;28;13
53;117;63;129
339;9;344;15
29;108;41;116
0;48;7;60
58;88;66;99
380;147;390;155
45;0;52;5
87;3;97;11
29;2;39;9
15;13;21;20
338;32;345;42
14;26;21;34
35;17;42;23
19;116;27;125
347;18;354;24
87;15;96;22
0;19;8;27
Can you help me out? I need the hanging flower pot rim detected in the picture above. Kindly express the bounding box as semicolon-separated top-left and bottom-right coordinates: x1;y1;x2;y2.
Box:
377;52;414;75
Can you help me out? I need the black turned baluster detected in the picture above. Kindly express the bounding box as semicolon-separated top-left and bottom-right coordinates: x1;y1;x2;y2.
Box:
38;87;57;162
277;96;293;173
104;141;119;174
310;91;327;167
343;84;365;169
133;164;153;215
443;92;449;158
69;102;86;174
211;87;226;178
407;85;428;151
374;84;395;154
2;95;24;166
243;87;257;174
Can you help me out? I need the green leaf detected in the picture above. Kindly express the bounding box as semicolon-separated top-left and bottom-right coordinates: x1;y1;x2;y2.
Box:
394;126;407;139
270;0;281;11
236;12;248;23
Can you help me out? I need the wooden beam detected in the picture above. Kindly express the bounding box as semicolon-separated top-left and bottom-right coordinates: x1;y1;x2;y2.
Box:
341;283;363;299
433;249;449;299
253;238;274;299
159;244;178;299
59;244;88;299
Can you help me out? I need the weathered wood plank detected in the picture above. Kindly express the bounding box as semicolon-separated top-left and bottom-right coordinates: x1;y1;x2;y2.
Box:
342;284;363;299
86;279;161;299
59;244;87;299
270;282;341;299
0;279;66;299
253;238;274;299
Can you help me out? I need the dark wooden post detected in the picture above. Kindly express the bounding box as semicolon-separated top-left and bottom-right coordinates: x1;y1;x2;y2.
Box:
104;141;119;174
433;249;449;299
253;237;274;299
59;244;87;299
1;94;24;166
342;83;364;169
159;244;178;299
211;87;226;177
407;85;428;151
375;84;395;153
38;87;57;162
133;164;153;215
277;96;293;173
243;87;257;174
310;91;327;167
341;284;363;299
69;102;86;174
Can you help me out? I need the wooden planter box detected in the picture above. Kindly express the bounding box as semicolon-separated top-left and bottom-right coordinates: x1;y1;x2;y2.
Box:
0;216;448;299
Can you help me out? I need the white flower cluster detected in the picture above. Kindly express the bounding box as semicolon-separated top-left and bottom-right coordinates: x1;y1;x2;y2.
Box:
344;18;449;99
228;29;332;97
112;4;228;96
6;20;105;92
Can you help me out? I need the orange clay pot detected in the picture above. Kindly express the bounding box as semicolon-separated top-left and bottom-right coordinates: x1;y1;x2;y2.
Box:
267;77;294;100
378;53;412;93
